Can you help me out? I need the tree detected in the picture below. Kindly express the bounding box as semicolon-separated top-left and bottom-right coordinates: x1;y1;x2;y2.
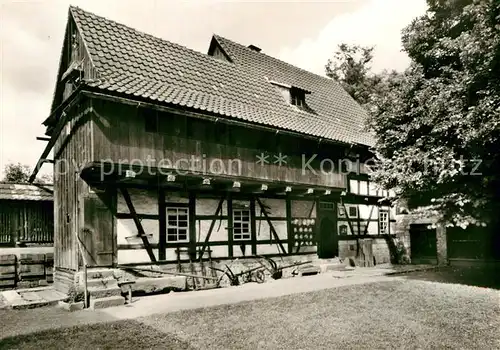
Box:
3;162;52;184
367;0;500;228
325;44;402;116
3;163;31;183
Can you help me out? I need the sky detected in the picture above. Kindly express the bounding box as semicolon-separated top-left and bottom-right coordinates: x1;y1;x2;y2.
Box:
0;0;428;180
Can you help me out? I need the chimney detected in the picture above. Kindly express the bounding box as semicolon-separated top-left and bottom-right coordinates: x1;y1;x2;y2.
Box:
248;44;261;52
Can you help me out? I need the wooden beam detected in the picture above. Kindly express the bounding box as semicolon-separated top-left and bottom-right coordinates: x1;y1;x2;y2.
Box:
198;197;224;260
286;195;293;255
255;198;287;255
36;137;51;141
158;189;166;261
120;187;157;262
250;197;257;255
28;91;82;183
227;193;233;258
188;192;196;259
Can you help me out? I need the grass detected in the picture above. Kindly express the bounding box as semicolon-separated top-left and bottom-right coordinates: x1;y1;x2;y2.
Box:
402;265;500;289
0;276;499;349
0;320;191;350
140;279;499;349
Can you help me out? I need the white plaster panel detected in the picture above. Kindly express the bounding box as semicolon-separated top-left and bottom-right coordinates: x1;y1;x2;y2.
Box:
117;249;159;264
259;198;286;217
291;200;316;218
117;219;159;245
255;220;287;240
196;198;227;216
165;193;189;204
256;244;281;256
117;188;158;214
209;246;228;258
359;205;378;220
359;180;368;196
232;243;252;257
198;219;228;242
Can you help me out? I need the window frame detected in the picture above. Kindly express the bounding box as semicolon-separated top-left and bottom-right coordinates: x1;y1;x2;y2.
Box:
379;209;389;235
166;206;189;243
232;209;251;241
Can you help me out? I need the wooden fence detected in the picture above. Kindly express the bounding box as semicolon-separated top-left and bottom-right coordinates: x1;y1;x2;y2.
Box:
0;253;54;289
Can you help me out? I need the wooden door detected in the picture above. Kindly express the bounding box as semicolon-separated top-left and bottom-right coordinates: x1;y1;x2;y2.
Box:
80;194;115;267
317;202;338;258
318;218;338;258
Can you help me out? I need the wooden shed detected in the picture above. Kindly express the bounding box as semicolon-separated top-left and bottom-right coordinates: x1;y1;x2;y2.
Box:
30;6;403;293
0;183;53;246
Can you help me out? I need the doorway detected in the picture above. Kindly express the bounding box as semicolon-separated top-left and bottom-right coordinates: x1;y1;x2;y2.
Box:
318;216;338;258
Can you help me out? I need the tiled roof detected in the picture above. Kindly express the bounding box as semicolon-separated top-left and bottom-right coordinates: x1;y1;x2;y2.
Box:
69;6;374;147
0;183;53;201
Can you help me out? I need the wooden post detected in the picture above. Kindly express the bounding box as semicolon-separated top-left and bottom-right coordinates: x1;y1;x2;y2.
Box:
158;189;166;261
188;192;196;260
250;197;257;255
286;196;293;254
227;193;233;258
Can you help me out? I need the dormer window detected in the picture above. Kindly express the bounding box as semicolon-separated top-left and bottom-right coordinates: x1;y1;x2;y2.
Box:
270;80;311;111
290;87;306;108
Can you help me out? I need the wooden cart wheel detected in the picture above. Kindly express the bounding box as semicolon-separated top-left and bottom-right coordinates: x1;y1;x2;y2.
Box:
254;270;265;284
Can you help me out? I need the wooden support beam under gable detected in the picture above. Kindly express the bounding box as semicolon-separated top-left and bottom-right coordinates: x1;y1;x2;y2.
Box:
119;187;157;262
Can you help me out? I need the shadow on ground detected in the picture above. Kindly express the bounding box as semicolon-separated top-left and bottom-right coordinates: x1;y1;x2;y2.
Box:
398;265;500;289
0;319;192;350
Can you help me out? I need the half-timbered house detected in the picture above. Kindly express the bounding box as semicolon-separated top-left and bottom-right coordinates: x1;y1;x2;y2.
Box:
31;7;406;294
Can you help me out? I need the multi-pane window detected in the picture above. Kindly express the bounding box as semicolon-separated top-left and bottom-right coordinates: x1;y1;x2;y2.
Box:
348;206;358;218
379;209;389;235
233;209;251;240
166;207;189;242
319;202;335;211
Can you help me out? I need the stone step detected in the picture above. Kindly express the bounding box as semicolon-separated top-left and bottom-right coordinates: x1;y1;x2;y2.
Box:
119;276;187;294
82;269;116;280
90;295;125;310
85;276;119;289
87;286;122;299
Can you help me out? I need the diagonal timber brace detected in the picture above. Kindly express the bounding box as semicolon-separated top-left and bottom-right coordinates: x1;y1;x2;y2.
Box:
120;187;157;262
198;197;225;260
256;198;287;255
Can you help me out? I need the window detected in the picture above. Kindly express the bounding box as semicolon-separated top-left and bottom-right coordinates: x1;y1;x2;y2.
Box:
233;209;251;240
348;206;358;218
319;202;335;211
166;207;189;242
339;225;348;236
290;88;306;108
379;209;389;235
